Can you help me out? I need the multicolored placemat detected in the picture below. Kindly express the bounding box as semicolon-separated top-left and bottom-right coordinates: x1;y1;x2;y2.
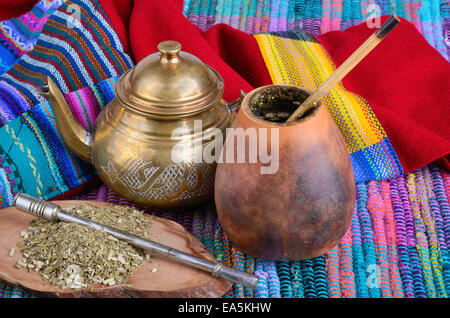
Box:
0;0;64;75
184;0;449;61
0;0;132;207
3;163;444;298
0;0;449;298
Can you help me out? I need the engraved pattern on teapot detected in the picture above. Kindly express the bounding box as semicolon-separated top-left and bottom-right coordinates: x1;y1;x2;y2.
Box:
39;40;239;208
101;159;214;201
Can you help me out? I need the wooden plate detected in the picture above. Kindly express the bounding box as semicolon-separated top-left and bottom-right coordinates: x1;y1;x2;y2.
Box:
0;200;231;298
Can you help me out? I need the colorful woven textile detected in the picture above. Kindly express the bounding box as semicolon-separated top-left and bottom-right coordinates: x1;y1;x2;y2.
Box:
0;0;133;127
53;164;450;298
254;30;402;182
184;0;450;297
0;0;449;298
185;0;449;61
0;0;63;74
0;0;132;207
2;164;450;298
0;75;120;207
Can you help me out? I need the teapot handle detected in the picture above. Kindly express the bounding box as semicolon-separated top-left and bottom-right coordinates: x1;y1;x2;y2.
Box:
225;90;246;113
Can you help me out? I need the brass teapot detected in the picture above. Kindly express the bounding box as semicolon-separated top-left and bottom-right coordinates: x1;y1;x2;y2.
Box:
39;41;240;208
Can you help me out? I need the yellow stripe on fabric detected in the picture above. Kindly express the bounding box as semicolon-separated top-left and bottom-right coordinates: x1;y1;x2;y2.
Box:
41;101;85;183
4;124;43;197
254;33;387;154
256;35;284;84
21;114;67;193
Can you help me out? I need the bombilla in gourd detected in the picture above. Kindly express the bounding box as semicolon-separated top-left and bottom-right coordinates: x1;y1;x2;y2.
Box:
286;14;401;123
12;193;259;289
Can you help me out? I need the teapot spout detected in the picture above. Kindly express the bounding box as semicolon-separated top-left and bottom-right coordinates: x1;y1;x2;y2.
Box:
37;76;92;163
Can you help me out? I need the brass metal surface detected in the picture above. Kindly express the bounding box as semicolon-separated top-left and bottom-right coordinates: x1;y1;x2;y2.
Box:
41;41;238;208
116;40;224;116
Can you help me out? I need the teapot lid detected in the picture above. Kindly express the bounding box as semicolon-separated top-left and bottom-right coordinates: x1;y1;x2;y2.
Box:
115;40;224;116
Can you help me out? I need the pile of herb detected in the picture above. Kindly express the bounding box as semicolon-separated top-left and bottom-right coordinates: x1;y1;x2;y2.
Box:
15;204;153;289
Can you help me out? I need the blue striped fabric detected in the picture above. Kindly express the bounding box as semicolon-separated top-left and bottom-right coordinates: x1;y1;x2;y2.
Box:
0;0;133;206
184;0;449;60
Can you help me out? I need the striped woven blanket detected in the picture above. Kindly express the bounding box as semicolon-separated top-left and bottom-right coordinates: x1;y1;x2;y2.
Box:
0;0;449;298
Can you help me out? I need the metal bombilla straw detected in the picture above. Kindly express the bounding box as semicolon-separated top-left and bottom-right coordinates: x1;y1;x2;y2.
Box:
286;15;401;123
13;193;259;289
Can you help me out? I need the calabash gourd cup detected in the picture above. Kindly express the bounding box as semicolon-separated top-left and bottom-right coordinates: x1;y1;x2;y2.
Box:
214;85;356;260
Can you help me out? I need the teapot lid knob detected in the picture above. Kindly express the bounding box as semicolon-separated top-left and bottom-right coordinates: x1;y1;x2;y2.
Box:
158;40;181;59
116;39;224;116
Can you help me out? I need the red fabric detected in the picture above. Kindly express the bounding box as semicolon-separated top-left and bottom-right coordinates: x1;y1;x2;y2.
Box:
318;16;450;173
51;177;102;200
99;0;271;102
0;0;36;21
202;25;273;90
